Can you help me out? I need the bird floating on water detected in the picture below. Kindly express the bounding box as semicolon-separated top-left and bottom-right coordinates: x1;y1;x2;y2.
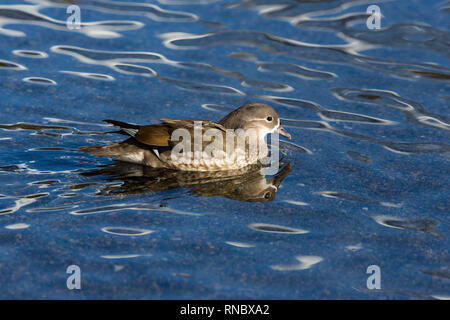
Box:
80;103;291;171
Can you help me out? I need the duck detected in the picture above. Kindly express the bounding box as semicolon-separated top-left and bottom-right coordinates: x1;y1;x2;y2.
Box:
79;103;291;171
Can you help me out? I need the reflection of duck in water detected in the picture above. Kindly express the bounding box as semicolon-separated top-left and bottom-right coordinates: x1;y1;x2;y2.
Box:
81;162;291;202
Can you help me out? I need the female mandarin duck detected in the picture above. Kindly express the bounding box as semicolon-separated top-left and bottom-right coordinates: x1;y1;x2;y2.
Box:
80;103;291;171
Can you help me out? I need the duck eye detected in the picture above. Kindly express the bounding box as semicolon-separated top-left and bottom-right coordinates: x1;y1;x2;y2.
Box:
266;116;273;122
264;192;271;199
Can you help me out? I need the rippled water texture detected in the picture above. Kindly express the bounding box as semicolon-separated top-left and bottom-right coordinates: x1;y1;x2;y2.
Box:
0;0;449;299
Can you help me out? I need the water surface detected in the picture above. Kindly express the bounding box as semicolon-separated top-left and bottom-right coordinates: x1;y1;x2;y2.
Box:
0;0;449;299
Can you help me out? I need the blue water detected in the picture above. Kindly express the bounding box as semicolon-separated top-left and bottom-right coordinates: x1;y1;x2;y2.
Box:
0;0;449;299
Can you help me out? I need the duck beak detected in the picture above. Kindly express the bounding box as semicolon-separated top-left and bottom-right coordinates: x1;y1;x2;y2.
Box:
275;125;291;140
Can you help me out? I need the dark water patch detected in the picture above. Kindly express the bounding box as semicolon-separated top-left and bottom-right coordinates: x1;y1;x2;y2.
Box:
374;215;444;240
420;269;450;280
29;180;59;186
295;12;369;30
346;150;371;163
279;140;312;154
68;182;97;190
20;193;48;199
0;165;22;173
0;123;69;131
58;193;77;198
358;94;381;101
12;50;48;58
320;191;399;207
249;223;308;234
32;132;61;137
228;52;258;61
173;272;196;279
0;59;26;70
383;142;450;154
399;69;450;80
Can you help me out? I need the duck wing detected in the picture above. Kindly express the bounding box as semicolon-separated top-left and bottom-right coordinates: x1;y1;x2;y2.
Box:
104;119;171;147
103;119;229;148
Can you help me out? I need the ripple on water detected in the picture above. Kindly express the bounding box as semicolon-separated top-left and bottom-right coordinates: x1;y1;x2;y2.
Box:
320;191;401;208
42;0;199;22
271;255;323;271
12;50;48;58
284;200;308;206
332;87;450;131
101;227;155;236
50;45;256;94
200;104;235;113
373;215;443;239
112;63;157;77
0;4;144;38
225;241;255;248
257;62;336;80
23;77;57;85
4;223;30;230
319;110;396;125
0;198;36;215
60;70;115;81
228;52;258;61
249;223;309;234
0;59;26;70
100;254;147;259
278;140;312;155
